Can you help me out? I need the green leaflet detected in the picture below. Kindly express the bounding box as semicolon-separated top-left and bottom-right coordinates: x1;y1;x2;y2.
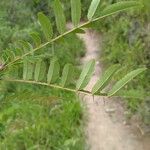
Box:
30;32;41;47
19;41;33;53
23;59;28;80
53;0;66;34
33;59;47;81
71;0;81;27
34;59;42;82
23;59;34;80
27;62;34;80
76;59;95;90
108;68;147;96
47;57;60;84
87;0;101;20
92;64;120;94
100;1;141;16
38;61;47;81
38;12;53;40
61;63;74;87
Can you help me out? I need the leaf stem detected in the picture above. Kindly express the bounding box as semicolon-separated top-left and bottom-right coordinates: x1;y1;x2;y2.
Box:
1;79;145;100
2;78;92;95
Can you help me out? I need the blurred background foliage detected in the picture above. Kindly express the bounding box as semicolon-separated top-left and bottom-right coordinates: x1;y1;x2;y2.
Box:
0;0;149;148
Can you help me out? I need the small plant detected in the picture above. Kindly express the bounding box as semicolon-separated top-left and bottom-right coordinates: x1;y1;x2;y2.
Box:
0;0;146;97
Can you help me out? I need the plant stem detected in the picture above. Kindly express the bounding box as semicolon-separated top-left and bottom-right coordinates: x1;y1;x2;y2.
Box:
2;78;92;95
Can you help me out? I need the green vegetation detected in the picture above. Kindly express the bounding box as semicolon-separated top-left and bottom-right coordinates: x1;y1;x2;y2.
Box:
98;0;150;124
0;88;84;149
0;0;85;149
0;0;149;149
0;0;143;96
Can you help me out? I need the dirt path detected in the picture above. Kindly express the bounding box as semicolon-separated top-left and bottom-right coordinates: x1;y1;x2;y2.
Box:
77;29;150;150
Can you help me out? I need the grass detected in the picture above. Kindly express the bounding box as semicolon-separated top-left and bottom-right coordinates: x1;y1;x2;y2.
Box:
0;85;85;150
0;32;86;149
